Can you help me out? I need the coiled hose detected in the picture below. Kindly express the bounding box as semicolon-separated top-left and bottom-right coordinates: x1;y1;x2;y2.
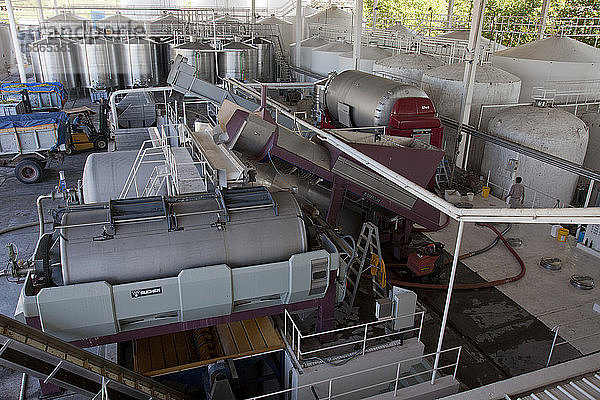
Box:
388;223;526;290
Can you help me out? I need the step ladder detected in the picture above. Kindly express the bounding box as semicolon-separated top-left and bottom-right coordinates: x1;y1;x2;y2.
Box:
435;157;450;189
0;314;188;400
343;222;387;311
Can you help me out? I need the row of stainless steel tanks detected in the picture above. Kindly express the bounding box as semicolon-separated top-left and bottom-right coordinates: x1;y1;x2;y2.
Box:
31;36;276;90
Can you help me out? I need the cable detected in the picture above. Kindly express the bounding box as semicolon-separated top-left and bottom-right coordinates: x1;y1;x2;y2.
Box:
413;214;451;233
303;349;362;367
0;222;38;236
388;223;526;290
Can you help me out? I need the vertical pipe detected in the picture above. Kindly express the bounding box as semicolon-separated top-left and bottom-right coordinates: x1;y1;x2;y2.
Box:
294;0;302;68
353;0;364;71
36;0;45;27
5;0;27;83
537;0;551;40
446;0;455;29
455;0;486;170
371;0;378;31
53;0;58;16
251;0;256;23
431;220;465;384
584;179;595;208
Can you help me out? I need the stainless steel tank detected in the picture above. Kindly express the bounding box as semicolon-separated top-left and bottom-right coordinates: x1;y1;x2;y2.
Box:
0;24;15;74
76;37;120;89
248;38;274;81
324;70;429;127
31;37;79;89
59;191;307;285
217;41;258;81
119;37;160;87
171;41;216;83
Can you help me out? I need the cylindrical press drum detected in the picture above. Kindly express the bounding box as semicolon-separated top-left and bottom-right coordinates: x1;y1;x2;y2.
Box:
60;191;307;285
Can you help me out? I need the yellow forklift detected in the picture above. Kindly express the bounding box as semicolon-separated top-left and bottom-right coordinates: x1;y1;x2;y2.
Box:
63;100;109;154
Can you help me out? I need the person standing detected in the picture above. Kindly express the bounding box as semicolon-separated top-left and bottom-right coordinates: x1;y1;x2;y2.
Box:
504;177;525;208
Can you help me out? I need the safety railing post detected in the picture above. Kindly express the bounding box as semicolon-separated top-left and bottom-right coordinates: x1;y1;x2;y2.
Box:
393;362;401;396
362;324;368;355
546;326;559;367
454;347;462;379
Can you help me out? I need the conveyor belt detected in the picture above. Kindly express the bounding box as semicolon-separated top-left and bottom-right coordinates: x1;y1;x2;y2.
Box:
0;314;190;400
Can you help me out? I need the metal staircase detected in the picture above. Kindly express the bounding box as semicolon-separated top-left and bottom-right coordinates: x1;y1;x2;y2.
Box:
516;372;600;400
342;222;387;311
0;314;188;400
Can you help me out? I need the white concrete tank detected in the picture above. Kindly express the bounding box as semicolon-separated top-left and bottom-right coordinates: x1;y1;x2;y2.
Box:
290;36;328;71
438;30;506;51
306;6;353;27
259;15;294;47
311;40;353;76
373;53;443;85
337;45;391;73
421;63;521;125
581;112;600;172
491;36;600;102
481;105;589;207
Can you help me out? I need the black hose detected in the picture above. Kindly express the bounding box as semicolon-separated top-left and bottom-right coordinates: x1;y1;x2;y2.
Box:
461;223;512;259
0;222;38;236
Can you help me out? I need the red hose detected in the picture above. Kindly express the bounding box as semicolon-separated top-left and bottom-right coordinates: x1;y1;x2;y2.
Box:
388;223;526;290
413;214;451;233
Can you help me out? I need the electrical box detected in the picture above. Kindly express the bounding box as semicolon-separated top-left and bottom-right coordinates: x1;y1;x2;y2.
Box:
391;286;417;332
375;298;393;320
506;158;519;172
577;224;600;258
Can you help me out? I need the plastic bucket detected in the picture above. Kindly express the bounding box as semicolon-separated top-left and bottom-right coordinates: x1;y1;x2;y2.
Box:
557;228;569;242
481;186;490;198
467;192;474;201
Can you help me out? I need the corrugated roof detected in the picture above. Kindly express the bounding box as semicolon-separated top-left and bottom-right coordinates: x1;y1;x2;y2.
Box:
494;36;600;62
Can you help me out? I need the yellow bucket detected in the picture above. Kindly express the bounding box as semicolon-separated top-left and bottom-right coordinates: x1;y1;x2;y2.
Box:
481;186;490;198
557;228;569;242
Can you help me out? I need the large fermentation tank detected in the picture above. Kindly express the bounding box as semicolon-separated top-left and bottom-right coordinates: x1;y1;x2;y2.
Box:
248;38;274;81
373;53;443;84
581;112;600;172
218;41;258;81
259;15;294;47
387;23;414;35
290;36;327;70
0;24;14;75
312;40;353;76
59;191;307;285
306;6;353;27
76;37;120;89
171;41;216;83
42;12;87;35
324;70;429;127
145;12;182;34
337;45;391;73
97;12;144;34
481;105;589;207
31;38;80;89
119;37;160;87
492;36;600;102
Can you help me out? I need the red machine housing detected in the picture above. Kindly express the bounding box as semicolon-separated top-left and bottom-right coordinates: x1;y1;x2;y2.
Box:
387;97;444;149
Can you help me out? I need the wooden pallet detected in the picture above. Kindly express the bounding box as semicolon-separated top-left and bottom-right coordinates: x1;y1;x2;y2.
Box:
133;316;284;377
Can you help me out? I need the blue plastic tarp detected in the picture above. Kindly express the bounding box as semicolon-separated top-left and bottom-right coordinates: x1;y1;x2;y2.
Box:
0;111;69;150
0;82;68;107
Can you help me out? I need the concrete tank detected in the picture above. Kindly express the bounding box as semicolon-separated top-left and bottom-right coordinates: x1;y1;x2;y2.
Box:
306;6;353;27
491;36;600;102
481;105;589;207
312;40;353;76
581;112;600;172
373;53;443;84
31;38;80;89
387;23;414;35
259;15;294;47
171;41;216;83
290;36;327;71
337;45;391;73
60;191;307;285
325;70;429;127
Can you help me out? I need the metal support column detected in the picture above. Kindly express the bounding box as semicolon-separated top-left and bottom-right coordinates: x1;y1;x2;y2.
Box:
36;0;45;27
537;0;551;40
447;0;455;29
371;0;378;31
455;0;486;170
353;0;364;70
295;0;302;68
431;220;465;384
6;0;27;83
251;0;256;24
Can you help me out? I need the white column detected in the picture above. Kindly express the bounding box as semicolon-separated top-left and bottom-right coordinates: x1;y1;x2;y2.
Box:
353;0;364;70
537;0;551;40
447;0;455;29
53;0;58;16
455;0;486;170
295;0;302;68
251;0;256;23
36;0;45;26
5;0;27;83
431;220;465;384
371;0;378;31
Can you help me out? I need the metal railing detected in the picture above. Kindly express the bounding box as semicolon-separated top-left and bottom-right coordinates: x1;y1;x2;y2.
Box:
245;345;461;400
283;309;425;363
546;307;600;367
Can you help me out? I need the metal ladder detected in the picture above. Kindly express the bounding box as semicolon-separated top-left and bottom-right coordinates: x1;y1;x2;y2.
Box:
343;222;386;311
0;314;188;400
435;157;450;189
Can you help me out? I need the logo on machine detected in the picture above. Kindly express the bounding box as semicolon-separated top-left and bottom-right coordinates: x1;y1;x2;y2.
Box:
131;286;162;298
362;191;382;203
421;105;430;110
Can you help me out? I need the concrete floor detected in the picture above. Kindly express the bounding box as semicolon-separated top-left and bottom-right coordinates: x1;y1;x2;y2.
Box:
425;194;600;357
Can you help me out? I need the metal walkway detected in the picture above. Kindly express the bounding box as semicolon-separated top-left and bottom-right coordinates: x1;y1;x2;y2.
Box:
0;314;189;400
516;372;600;400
